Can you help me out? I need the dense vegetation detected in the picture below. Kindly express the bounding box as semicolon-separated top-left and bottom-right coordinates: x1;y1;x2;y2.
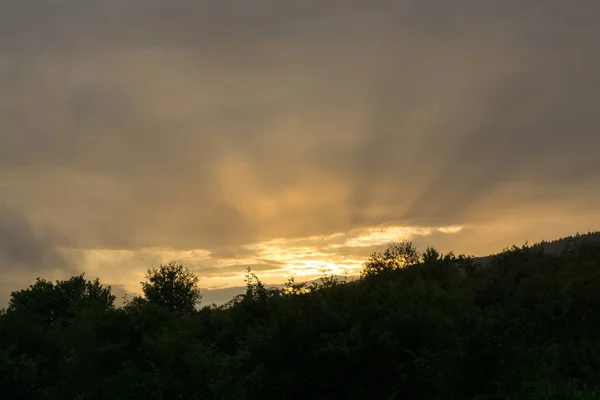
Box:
1;233;600;399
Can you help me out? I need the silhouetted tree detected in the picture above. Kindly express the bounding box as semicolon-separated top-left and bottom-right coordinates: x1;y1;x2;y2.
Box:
141;261;201;313
361;240;420;277
422;246;441;263
2;234;600;399
7;274;115;324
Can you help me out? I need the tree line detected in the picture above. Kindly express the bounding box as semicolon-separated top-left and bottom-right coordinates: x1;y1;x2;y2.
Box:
1;235;600;399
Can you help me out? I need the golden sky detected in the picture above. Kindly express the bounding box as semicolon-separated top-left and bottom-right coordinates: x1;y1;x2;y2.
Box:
1;0;599;304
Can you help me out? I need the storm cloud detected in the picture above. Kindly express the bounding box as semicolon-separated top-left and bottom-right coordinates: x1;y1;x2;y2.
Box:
0;203;70;272
1;0;599;300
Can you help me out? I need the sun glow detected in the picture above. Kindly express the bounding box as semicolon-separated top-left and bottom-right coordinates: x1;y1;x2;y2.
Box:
67;224;464;296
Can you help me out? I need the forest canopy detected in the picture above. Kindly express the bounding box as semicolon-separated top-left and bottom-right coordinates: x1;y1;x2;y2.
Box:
1;232;600;399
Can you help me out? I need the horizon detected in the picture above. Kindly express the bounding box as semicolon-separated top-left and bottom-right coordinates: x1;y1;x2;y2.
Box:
135;230;600;306
4;230;598;308
1;1;600;306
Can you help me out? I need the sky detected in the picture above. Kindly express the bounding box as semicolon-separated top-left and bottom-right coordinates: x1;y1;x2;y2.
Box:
1;0;599;306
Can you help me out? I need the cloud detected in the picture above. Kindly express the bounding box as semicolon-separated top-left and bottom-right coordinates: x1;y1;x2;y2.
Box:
0;0;599;302
106;284;134;307
195;261;285;278
0;203;78;305
0;203;71;272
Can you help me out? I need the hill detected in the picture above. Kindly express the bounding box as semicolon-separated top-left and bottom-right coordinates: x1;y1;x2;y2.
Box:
474;231;600;264
199;232;600;305
2;233;600;399
540;231;600;253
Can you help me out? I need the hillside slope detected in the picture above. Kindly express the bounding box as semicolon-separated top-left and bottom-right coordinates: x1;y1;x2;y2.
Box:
2;234;600;399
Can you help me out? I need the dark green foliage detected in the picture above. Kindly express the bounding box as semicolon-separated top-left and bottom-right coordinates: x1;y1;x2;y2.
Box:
7;274;115;324
2;236;600;399
141;261;202;313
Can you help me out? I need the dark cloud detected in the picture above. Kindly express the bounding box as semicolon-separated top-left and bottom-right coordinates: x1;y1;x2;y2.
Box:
0;203;71;272
208;247;258;260
0;0;599;301
401;53;600;225
195;262;284;278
